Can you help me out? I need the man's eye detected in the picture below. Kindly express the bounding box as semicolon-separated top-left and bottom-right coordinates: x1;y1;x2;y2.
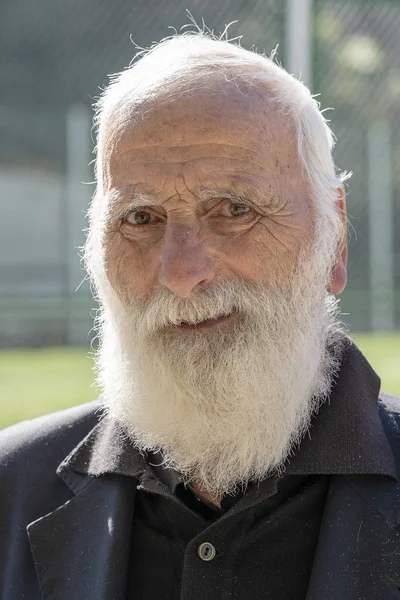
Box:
228;203;251;217
125;210;152;225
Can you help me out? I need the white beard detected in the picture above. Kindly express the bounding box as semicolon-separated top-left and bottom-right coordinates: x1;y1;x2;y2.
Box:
96;251;343;498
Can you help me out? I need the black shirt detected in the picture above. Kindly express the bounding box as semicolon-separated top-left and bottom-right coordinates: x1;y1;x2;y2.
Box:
66;339;397;599
129;473;329;599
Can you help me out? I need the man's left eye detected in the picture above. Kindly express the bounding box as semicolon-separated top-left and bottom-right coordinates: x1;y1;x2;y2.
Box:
228;203;251;217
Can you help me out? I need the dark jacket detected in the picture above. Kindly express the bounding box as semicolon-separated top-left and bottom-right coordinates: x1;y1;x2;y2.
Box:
1;374;400;599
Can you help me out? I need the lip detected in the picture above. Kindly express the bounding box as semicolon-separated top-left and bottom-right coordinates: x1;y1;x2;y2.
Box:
178;312;237;330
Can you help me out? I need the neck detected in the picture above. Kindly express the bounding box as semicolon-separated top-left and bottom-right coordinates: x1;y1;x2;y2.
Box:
190;480;222;508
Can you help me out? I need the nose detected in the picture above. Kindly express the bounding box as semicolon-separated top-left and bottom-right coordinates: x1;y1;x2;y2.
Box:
158;225;216;297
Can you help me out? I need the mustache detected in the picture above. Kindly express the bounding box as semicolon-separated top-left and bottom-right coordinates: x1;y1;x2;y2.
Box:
126;279;278;334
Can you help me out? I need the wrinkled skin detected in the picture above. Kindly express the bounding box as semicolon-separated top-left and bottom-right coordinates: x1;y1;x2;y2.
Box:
100;80;347;306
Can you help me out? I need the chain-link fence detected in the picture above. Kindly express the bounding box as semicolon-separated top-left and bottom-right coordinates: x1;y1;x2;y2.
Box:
0;0;398;345
314;0;400;331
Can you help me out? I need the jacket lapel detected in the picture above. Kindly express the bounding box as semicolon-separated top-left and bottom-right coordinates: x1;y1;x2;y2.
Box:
27;468;136;600
306;474;400;600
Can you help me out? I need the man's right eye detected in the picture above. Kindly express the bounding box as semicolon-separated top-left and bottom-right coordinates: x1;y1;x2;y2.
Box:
125;210;152;225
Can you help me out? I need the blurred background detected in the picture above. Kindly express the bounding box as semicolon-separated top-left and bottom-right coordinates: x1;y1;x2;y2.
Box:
1;0;399;428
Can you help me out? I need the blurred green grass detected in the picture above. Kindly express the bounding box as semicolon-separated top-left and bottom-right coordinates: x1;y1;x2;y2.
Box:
0;334;399;430
0;348;97;430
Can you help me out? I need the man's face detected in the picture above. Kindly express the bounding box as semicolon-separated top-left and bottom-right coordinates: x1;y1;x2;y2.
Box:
94;78;343;495
101;81;313;315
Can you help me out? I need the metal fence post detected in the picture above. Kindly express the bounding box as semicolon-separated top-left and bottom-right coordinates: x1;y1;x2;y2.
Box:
367;120;395;332
65;103;92;345
285;0;313;89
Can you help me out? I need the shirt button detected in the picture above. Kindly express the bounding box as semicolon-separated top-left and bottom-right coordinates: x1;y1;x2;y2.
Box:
198;542;216;561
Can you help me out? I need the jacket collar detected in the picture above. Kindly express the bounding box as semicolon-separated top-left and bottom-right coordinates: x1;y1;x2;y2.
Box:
286;340;397;478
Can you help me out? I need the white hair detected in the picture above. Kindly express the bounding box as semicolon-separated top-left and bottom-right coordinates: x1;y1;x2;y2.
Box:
86;30;348;287
98;243;343;496
83;28;348;495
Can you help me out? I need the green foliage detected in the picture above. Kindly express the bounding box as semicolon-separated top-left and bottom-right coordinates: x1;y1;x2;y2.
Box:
0;335;399;430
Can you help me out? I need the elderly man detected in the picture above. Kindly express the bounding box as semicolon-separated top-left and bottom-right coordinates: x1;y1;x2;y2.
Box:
1;32;400;600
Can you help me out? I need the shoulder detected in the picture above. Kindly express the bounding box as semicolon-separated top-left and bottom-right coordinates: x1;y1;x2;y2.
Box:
379;391;400;430
378;392;400;465
0;401;101;474
379;391;400;416
0;401;102;533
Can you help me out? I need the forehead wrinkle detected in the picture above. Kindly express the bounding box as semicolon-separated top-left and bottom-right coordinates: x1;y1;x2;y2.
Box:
110;154;270;175
111;141;263;155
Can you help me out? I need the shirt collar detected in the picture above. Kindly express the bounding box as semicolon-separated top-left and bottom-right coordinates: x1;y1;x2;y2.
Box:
63;337;397;483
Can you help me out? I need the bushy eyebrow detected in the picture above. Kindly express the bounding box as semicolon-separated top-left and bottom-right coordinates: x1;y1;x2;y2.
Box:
119;192;159;213
198;187;260;207
108;181;274;220
106;190;159;221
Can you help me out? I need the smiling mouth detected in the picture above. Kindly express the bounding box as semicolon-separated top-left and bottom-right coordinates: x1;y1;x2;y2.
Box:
177;312;237;330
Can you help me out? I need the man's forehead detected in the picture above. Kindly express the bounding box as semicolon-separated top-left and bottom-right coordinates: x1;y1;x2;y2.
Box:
101;75;292;154
97;74;305;208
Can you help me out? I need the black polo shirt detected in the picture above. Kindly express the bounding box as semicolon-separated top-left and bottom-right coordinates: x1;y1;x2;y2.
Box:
68;339;397;599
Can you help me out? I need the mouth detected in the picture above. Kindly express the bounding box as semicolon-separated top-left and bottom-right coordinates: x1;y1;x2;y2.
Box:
177;311;237;330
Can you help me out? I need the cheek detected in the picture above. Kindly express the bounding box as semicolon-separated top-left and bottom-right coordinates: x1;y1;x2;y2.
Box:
104;230;157;301
224;220;306;282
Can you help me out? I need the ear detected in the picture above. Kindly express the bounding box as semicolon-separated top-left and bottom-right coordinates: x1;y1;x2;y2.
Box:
326;187;347;295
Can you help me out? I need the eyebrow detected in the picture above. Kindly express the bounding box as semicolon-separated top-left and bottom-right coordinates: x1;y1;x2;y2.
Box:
119;192;159;212
198;187;263;207
107;190;159;220
109;181;273;219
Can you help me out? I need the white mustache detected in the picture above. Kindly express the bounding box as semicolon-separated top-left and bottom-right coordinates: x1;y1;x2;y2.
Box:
130;280;268;334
